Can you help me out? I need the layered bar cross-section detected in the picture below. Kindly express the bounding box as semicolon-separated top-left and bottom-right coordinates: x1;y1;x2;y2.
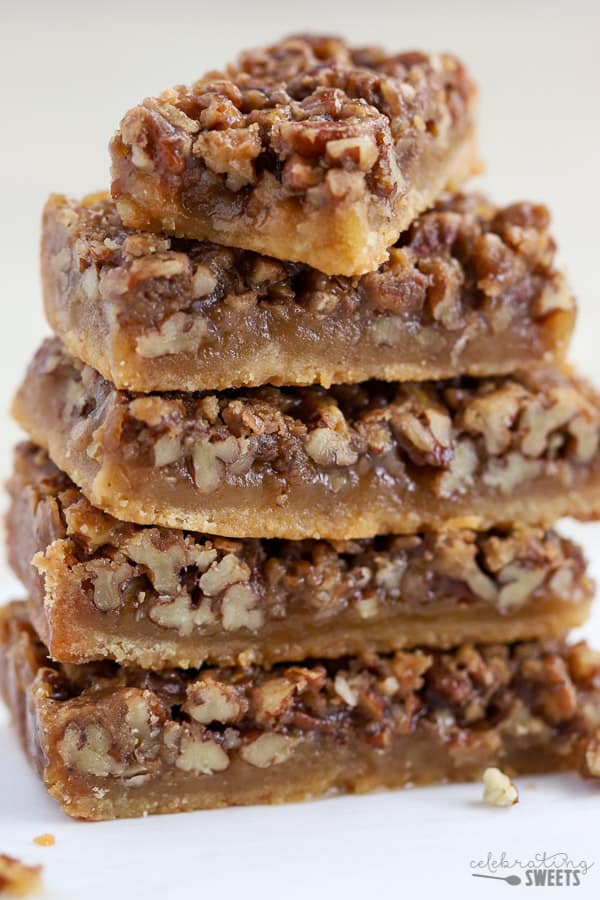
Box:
42;192;573;391
12;340;600;538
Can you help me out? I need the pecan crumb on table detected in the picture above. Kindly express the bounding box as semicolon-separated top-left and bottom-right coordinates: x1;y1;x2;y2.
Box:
482;767;519;807
32;836;54;848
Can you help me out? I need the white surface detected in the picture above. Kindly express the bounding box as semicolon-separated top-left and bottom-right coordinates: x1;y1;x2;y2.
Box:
1;1;600;897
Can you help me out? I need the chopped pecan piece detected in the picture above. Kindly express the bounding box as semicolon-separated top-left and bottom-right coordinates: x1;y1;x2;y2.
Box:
482;767;519;807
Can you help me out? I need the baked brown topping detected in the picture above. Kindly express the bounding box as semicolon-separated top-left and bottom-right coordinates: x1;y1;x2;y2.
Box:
113;36;473;193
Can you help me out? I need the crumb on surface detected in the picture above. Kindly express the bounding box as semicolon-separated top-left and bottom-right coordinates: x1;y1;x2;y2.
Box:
482;767;519;807
33;834;54;848
0;854;42;897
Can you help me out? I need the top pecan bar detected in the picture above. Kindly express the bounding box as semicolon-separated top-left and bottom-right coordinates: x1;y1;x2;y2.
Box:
110;35;479;275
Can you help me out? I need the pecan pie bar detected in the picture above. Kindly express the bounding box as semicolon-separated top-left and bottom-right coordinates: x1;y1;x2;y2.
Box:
2;601;600;820
8;443;591;669
12;340;600;539
110;35;479;276
42;192;573;392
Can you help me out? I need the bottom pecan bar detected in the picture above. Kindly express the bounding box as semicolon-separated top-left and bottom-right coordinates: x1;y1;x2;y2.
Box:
2;600;599;821
7;443;592;668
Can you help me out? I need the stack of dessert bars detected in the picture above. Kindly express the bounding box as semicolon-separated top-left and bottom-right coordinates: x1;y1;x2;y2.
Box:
3;35;600;821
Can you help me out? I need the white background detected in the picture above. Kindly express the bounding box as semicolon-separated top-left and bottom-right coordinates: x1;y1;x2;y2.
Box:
1;0;600;896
